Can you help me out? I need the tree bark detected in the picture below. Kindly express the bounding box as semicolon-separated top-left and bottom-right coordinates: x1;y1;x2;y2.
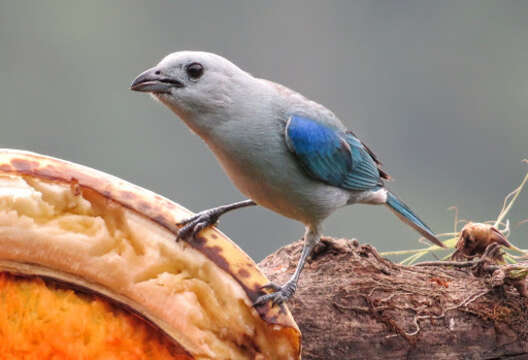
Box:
258;238;528;360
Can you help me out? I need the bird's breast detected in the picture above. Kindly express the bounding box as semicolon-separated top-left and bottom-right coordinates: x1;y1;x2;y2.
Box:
203;120;350;224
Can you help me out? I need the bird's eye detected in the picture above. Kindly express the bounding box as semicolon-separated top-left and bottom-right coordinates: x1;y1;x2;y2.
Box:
186;63;204;80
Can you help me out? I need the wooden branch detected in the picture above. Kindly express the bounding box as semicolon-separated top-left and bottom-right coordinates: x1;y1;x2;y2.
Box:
258;238;528;360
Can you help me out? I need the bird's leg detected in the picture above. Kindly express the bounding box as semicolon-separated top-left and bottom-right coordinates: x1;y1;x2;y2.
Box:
254;225;320;307
176;199;256;240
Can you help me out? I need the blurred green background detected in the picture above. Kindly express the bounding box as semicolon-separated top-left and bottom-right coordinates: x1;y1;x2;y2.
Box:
1;1;526;260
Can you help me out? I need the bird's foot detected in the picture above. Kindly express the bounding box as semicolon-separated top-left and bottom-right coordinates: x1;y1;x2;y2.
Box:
253;281;297;307
176;209;221;241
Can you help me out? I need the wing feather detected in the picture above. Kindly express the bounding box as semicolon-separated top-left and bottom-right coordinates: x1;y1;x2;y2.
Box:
285;115;387;191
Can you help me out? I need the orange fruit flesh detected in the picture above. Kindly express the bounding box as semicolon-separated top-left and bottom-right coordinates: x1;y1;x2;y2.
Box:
0;272;192;360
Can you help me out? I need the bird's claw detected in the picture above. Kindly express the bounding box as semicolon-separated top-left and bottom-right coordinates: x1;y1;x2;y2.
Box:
259;282;282;291
176;210;220;241
253;281;297;307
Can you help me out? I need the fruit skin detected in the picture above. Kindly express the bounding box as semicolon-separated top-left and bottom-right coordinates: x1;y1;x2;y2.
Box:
0;149;301;360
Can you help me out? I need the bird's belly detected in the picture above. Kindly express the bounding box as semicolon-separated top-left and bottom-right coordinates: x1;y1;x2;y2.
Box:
210;141;349;224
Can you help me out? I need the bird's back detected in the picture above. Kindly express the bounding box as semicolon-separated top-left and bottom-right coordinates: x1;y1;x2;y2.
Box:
261;79;390;183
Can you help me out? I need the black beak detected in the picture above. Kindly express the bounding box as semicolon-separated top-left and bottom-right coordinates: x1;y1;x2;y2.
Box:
130;67;184;93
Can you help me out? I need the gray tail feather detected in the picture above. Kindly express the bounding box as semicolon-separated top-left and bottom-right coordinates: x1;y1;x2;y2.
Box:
385;191;445;248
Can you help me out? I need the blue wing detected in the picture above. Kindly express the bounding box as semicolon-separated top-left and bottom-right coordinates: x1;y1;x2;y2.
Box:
285;115;387;191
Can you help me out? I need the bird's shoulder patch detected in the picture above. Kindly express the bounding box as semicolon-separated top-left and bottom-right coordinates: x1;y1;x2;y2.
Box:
285;116;349;154
285;115;352;186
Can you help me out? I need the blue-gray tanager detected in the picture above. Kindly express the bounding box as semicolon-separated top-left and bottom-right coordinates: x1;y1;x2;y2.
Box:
131;51;444;306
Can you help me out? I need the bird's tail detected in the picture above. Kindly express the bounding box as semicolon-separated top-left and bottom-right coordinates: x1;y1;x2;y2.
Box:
385;191;445;248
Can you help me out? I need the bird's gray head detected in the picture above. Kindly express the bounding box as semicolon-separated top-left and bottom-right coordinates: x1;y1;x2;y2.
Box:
131;51;253;121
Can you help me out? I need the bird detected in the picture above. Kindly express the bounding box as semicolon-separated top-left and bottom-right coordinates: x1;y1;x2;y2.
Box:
130;51;445;307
